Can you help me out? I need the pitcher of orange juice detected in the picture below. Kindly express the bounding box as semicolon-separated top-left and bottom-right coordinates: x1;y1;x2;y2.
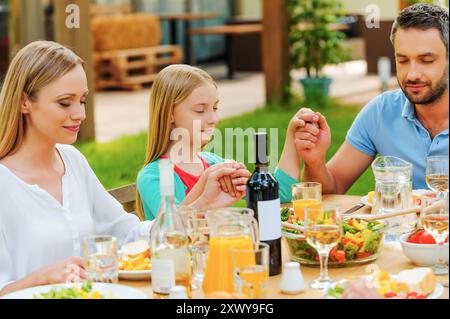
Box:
202;208;259;295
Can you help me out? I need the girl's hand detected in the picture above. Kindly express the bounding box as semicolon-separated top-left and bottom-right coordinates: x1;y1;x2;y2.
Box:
294;111;331;167
287;107;317;136
35;256;87;285
201;166;246;209
230;164;251;195
218;161;249;196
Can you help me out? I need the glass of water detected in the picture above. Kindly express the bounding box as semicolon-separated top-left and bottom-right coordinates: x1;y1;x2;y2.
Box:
186;211;210;289
82;235;119;283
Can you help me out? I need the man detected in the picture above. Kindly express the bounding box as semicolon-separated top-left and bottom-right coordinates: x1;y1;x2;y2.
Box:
295;3;449;193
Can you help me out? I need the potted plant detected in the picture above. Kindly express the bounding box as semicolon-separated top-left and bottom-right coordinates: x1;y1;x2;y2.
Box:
288;0;349;107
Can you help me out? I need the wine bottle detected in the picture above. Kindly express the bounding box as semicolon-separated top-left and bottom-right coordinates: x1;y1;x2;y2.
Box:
150;159;192;298
246;132;282;276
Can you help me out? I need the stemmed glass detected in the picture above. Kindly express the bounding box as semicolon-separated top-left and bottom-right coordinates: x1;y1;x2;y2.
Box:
426;156;449;199
420;197;449;280
304;205;342;289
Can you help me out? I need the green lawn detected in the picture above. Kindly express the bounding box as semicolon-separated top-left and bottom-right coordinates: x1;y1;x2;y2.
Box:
76;99;374;196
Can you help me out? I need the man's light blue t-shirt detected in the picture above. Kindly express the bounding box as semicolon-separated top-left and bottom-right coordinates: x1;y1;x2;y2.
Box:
346;89;449;190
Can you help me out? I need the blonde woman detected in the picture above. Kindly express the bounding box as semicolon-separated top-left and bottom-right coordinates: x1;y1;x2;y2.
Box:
137;65;300;220
0;41;158;296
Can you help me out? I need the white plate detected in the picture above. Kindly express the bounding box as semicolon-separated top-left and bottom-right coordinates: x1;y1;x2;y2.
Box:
360;189;434;208
324;279;444;299
1;283;148;299
360;195;373;207
119;270;152;281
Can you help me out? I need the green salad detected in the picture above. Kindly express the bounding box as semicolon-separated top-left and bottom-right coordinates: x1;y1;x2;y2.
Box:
33;282;105;299
326;285;345;299
281;207;386;264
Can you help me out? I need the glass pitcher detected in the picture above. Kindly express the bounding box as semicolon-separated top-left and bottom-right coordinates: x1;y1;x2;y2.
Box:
371;156;414;241
371;156;413;214
202;208;259;294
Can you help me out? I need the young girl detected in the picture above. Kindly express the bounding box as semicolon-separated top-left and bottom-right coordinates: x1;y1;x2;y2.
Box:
137;65;302;220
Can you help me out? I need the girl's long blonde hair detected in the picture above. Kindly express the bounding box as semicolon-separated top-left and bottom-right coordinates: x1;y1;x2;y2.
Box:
136;64;216;220
0;41;84;160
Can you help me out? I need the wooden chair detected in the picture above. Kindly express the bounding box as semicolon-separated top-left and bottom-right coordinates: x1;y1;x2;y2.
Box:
92;13;183;90
108;183;140;218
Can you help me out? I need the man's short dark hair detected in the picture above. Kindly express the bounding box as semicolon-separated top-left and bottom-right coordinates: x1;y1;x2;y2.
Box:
390;3;449;56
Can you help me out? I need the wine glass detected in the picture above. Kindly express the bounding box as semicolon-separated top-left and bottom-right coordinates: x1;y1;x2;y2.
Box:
304;204;342;289
420;197;449;279
426;156;449;199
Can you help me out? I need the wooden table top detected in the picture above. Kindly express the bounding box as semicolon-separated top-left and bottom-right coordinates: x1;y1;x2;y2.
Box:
120;195;449;299
158;12;220;21
189;24;263;36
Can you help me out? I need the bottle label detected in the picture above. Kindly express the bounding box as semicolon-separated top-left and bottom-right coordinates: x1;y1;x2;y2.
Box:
151;258;175;294
257;198;281;241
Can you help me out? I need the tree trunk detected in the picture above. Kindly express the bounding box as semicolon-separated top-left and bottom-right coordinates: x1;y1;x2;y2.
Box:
54;0;96;141
262;0;290;106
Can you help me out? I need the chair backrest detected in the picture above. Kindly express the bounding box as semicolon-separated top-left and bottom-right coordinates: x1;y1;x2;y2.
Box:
91;13;161;51
108;183;138;217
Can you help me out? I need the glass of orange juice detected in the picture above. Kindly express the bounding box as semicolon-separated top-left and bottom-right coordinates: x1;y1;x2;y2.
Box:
291;182;322;219
231;243;270;299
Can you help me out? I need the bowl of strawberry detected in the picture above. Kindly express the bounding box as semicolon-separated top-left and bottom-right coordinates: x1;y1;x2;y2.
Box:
399;230;449;267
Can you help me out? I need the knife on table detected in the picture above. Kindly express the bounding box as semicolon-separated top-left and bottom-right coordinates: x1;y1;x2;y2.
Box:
342;203;366;215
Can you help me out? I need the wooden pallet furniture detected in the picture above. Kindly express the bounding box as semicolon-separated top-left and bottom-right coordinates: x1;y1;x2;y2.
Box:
92;13;183;91
93;45;182;91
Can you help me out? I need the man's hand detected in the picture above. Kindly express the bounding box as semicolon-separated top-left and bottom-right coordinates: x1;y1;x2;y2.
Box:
294;111;331;167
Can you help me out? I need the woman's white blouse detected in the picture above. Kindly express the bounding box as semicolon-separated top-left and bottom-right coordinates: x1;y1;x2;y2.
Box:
0;144;152;290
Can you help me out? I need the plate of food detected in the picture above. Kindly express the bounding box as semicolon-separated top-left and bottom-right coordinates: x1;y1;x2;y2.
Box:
1;282;148;299
281;207;386;267
360;189;436;208
360;191;375;207
325;267;443;299
118;240;151;280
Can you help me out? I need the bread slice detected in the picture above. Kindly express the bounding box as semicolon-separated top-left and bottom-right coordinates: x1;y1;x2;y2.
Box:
396;268;436;295
121;240;150;257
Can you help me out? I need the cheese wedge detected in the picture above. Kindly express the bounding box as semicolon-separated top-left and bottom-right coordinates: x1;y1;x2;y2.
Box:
396;268;436;295
121;240;150;257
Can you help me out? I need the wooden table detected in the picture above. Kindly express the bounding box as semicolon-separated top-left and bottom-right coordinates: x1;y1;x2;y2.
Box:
120;195;449;299
158;12;220;64
189;24;263;79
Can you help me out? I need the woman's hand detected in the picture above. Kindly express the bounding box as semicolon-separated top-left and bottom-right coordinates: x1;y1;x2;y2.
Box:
0;256;87;297
35;256;87;285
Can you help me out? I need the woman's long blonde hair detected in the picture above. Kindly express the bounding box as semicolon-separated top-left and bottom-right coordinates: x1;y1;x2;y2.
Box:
0;41;84;159
136;64;216;220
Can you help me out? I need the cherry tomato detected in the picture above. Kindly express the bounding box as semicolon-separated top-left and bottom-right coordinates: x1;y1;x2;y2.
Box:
384;292;398;298
335;250;346;263
356;251;372;259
